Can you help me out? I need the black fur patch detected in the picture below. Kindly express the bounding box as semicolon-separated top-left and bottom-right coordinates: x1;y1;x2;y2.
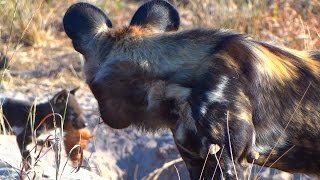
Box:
130;0;180;32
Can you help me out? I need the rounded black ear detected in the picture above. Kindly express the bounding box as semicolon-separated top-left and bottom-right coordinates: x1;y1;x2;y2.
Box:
52;89;69;105
130;0;180;32
63;2;112;54
70;87;80;95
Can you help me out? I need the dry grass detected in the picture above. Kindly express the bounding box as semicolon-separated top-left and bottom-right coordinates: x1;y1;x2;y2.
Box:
181;0;319;50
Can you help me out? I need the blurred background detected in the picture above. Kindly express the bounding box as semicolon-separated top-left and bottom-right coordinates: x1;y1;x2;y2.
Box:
0;0;319;179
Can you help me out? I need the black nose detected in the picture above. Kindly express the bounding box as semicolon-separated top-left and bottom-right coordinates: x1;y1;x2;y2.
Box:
72;118;87;129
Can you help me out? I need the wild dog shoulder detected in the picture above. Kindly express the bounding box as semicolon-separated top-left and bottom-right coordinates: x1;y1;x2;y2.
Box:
147;81;191;110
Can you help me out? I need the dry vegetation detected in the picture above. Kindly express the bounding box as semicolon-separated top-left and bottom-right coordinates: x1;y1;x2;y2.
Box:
0;0;319;179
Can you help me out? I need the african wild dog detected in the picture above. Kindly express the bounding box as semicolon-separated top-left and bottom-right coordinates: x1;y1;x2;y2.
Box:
0;88;87;168
63;0;320;179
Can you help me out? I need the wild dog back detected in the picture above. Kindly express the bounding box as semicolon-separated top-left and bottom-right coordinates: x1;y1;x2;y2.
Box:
63;1;320;179
1;88;86;132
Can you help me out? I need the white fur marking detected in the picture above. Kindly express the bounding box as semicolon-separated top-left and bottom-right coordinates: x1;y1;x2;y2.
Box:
226;170;233;175
93;66;111;85
254;144;272;154
252;131;256;146
0;97;7;105
96;24;109;34
12;126;24;135
200;105;207;115
207;76;229;103
200;76;229;116
165;84;191;102
175;125;186;144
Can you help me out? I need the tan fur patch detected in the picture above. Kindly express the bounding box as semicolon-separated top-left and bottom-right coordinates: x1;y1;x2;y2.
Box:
234;90;252;123
215;52;240;71
64;122;93;167
129;26;153;36
282;48;320;76
251;45;298;84
111;26;155;41
304;57;320;76
211;127;221;136
237;111;252;123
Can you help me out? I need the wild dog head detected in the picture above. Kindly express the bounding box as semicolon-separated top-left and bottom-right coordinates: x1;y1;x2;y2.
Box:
63;0;179;82
50;88;87;129
63;0;181;129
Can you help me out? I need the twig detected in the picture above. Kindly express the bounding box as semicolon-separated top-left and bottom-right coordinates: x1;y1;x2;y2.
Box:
174;164;181;180
199;144;221;180
60;144;81;180
143;158;183;180
256;145;295;180
247;159;255;180
199;145;212;180
212;145;225;180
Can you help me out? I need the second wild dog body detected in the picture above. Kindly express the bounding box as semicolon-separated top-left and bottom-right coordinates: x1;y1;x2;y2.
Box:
0;88;87;168
63;1;320;179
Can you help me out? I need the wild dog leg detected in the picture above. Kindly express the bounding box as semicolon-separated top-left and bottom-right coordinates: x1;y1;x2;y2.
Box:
16;132;32;170
195;111;255;180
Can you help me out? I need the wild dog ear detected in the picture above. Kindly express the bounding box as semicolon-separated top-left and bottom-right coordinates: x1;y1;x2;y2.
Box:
70;87;80;95
130;0;180;32
52;89;69;105
63;3;112;55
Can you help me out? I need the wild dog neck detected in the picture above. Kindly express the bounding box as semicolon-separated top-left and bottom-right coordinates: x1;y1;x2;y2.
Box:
87;28;250;90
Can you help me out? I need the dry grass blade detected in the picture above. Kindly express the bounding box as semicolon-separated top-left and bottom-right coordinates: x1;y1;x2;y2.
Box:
255;82;312;177
246;159;256;180
55;90;71;180
1;0;18;85
199;145;212;180
34;135;56;161
211;145;225;180
0;0;47;91
60;144;83;180
29;98;37;146
0;99;14;135
34;113;63;134
199;144;221;180
226;111;239;180
143;158;183;180
173;164;180;180
0;101;8;135
4;0;18;54
7;0;45;65
298;16;308;50
255;145;295;180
